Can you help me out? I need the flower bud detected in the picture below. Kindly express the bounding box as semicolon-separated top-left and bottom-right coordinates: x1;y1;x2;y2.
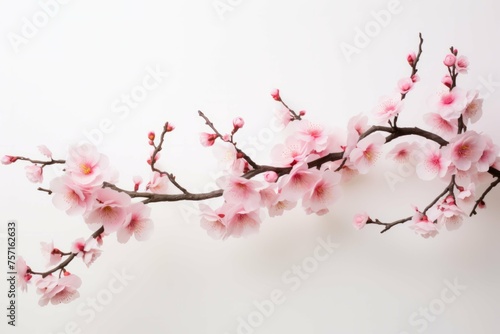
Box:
148;131;155;141
1;155;17;165
299;110;306;117
443;54;456;67
271;88;281;101
441;75;453;88
233;117;244;129
165;123;175;132
263;171;278;183
407;52;416;66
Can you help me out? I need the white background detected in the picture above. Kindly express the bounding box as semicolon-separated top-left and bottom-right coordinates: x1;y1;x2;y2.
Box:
1;0;500;333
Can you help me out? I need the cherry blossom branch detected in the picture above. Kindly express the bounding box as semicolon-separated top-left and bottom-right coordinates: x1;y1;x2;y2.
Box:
470;177;500;216
359;125;448;147
14;156;66;166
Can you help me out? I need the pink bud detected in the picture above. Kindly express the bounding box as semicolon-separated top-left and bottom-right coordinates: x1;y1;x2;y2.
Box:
236;152;244;159
222;134;231;142
165;123;175;132
1;155;17;165
452;48;458;56
441;75;453;88
148;131;155;141
411;74;420;83
63;271;71;277
148;140;154;146
443;54;456;67
232;117;245;129
478;200;486;209
407;52;416;66
271;88;281;101
398;77;414;94
133;175;143;191
200;133;218;147
299;110;306;116
263;171;278;183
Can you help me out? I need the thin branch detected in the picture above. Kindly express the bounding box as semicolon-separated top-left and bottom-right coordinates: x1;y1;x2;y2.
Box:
470;178;500;216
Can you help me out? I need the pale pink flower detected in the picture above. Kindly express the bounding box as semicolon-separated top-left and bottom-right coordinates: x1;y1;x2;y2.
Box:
432;88;467;121
386;142;420;163
295;120;329;152
373;96;403;124
50;175;94;215
278;162;320;201
353;213;369;230
199;203;228;240
348;114;369;136
36;274;82;306
25;164;43;183
218;176;262;212
271;136;309;166
1;155;17;165
349;133;385;174
456;56;469;74
146;172;169;193
423;113;458;139
270;88;281;101
443;54;456;67
463;90;483;124
398;77;414;94
416;144;451;180
233;117;245;129
268;198;297;217
16;257;32;292
65;144;110;186
477;136;499;172
457;183;475;204
84;188;131;233
275;108;292;127
117;202;154;243
263;171;278;183
38;145;53;159
40;241;62;266
212;142;237;170
428;196;466;231
302;170;341;215
409;210;439;238
225;207;261;238
71;238;101;267
443;131;487;171
199;133;218;147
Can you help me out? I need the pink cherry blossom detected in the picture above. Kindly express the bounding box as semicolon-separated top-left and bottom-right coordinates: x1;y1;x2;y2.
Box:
268;198;297;217
278;162;320;201
199;203;228;240
225;207;261;238
84;188;131;233
271;88;281;101
386;142;420;163
348;114;369;136
398;77;414;94
233;117;244;129
432;88;467;121
133;175;143;191
212;142;237;171
416;143;451;180
71;238;102;267
271;136;309;167
200;133;218;147
423;113;458;139
428;196;466;231
349;133;385;174
1;155;17;165
409;211;439;238
65;144;110;186
477;136;499;172
36;274;82;306
295;120;329;152
117;202;154;243
40;241;63;266
441;75;453;88
443;54;456;67
146;172;169;193
16;257;32;292
462;90;483;124
275;108;292;127
218;176;262;212
443;131;487;171
456;55;469;74
38;145;53;159
373;96;403;124
353;213;369;230
302;170;341;215
457;183;475;204
25;164;43;183
50;175;94;216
